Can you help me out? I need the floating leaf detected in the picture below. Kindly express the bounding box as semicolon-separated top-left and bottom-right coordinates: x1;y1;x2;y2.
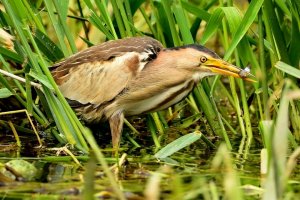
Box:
155;131;202;159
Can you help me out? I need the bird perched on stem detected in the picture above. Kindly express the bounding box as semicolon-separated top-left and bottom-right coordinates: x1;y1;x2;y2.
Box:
51;37;254;149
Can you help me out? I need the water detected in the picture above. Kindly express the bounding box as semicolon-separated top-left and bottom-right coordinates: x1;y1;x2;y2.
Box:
1;133;300;199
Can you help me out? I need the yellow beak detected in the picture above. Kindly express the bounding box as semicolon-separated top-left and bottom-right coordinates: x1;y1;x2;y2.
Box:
202;58;256;82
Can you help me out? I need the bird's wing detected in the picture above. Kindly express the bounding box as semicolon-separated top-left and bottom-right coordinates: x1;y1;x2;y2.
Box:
51;37;163;106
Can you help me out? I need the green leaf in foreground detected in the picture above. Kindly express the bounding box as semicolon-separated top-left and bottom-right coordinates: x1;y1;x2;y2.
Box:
155;131;202;159
34;29;64;62
224;0;264;60
29;70;54;90
274;61;300;79
200;8;224;45
0;46;23;63
0;88;14;98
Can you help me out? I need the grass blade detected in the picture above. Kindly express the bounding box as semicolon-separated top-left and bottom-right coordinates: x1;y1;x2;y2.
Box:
224;0;264;60
275;61;300;79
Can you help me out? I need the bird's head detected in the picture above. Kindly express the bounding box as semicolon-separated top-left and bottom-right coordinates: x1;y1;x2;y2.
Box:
163;44;255;82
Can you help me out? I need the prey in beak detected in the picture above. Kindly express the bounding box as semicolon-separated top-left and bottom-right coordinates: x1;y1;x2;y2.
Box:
202;58;256;82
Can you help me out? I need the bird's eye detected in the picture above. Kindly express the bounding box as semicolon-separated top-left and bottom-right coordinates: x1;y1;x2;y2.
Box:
200;56;207;63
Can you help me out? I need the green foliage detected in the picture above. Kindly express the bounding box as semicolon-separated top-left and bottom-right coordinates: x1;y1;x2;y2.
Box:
0;0;299;198
0;87;13;98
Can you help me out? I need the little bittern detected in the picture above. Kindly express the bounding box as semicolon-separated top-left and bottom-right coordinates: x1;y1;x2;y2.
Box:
51;37;254;149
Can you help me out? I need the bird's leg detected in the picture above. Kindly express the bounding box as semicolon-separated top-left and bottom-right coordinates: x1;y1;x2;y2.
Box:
109;111;124;150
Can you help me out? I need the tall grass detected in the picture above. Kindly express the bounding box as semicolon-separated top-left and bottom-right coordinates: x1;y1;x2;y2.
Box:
0;0;299;198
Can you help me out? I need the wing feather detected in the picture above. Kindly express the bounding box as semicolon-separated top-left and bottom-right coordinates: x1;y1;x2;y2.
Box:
55;52;140;106
51;37;163;75
51;37;163;108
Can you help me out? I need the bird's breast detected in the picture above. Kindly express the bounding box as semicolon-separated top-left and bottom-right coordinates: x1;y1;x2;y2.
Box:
119;79;195;116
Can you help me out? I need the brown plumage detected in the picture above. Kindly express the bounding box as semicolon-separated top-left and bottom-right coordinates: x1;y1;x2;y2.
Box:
51;36;254;149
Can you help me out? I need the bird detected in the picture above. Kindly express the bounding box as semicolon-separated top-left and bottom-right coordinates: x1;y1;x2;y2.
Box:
51;36;254;149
